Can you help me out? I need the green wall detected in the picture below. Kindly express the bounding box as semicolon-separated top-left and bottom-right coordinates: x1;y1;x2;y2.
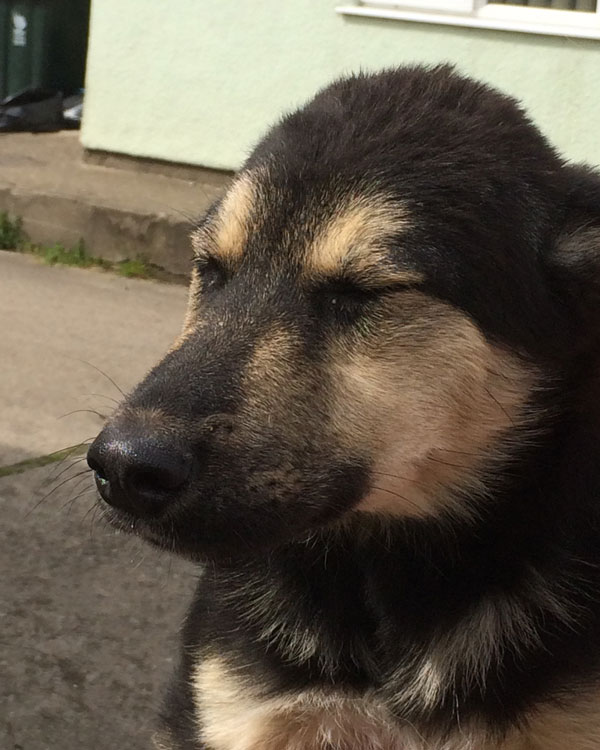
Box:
81;0;600;170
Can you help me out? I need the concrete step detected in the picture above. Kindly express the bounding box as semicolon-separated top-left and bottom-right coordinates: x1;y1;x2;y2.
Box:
0;132;230;276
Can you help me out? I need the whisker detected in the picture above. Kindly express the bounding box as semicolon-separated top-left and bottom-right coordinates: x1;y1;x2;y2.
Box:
61;476;95;511
58;408;107;421
62;486;97;513
77;359;126;397
91;504;105;539
48;456;89;485
159;203;199;227
82;501;100;526
84;393;121;406
27;469;91;516
36;438;94;490
83;502;103;541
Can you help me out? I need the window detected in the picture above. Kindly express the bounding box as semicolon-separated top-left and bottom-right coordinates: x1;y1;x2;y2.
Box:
336;0;600;39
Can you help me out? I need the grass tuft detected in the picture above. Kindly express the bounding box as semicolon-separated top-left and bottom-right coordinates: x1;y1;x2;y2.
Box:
37;239;112;270
0;212;25;249
0;211;180;282
117;258;152;278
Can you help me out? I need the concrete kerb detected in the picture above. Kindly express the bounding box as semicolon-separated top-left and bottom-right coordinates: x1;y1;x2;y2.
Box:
0;133;231;276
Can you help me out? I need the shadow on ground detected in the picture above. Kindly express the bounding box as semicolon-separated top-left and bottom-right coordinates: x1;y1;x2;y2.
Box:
1;462;197;750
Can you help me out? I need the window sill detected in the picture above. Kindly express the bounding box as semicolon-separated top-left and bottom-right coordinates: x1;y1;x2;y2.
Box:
336;3;600;40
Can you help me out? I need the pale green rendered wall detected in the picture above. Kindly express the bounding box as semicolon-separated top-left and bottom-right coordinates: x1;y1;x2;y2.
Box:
81;0;600;170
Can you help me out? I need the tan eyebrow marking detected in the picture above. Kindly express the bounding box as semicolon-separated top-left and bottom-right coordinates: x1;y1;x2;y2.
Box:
192;171;259;265
305;196;420;285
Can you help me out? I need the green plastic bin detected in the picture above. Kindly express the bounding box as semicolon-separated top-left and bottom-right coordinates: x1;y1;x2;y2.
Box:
0;1;50;100
0;0;90;101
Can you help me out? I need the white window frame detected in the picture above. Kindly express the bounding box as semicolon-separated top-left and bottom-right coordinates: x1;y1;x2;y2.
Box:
336;0;600;39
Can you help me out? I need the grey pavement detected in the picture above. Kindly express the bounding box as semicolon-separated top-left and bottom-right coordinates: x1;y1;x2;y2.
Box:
1;253;198;749
1;250;187;465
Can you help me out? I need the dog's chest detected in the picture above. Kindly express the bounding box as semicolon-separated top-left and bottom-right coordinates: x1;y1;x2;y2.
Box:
191;657;520;750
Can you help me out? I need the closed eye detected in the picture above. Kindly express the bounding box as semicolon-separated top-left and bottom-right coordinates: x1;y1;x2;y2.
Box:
313;279;390;326
313;270;424;325
323;280;382;305
194;253;229;291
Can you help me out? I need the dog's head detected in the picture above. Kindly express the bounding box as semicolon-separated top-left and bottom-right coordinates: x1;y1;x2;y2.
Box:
87;65;600;560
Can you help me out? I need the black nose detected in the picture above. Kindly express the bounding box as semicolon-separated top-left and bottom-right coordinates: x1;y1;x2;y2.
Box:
87;428;191;519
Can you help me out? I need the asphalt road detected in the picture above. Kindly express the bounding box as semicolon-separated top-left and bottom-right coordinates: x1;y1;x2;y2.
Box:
0;252;197;750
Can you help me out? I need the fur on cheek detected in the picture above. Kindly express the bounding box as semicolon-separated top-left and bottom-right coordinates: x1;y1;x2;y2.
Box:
328;302;542;519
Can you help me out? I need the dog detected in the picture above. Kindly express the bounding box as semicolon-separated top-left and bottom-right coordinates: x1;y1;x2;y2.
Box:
87;65;600;749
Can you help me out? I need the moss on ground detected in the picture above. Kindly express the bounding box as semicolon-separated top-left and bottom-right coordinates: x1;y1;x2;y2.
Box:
0;212;25;249
0;211;177;281
117;258;153;278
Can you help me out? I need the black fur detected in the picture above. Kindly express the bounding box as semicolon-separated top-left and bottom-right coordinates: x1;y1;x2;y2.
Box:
90;65;600;747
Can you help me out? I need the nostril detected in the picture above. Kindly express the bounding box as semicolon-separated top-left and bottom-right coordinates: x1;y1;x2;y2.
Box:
128;463;188;496
94;471;111;500
86;450;113;500
87;454;106;480
129;470;160;496
127;445;190;493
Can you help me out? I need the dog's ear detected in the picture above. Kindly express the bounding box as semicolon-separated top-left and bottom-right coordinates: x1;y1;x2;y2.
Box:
547;166;600;355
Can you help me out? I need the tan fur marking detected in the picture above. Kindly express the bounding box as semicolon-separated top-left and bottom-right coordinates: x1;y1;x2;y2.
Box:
240;325;325;439
328;292;539;519
173;171;260;353
194;657;405;750
306;196;417;284
240;328;303;424
246;328;298;382
192;171;258;265
389;565;573;714
193;657;600;750
525;690;600;749
219;569;324;668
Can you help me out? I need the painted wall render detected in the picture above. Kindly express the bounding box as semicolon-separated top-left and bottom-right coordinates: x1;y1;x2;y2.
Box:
81;0;600;171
